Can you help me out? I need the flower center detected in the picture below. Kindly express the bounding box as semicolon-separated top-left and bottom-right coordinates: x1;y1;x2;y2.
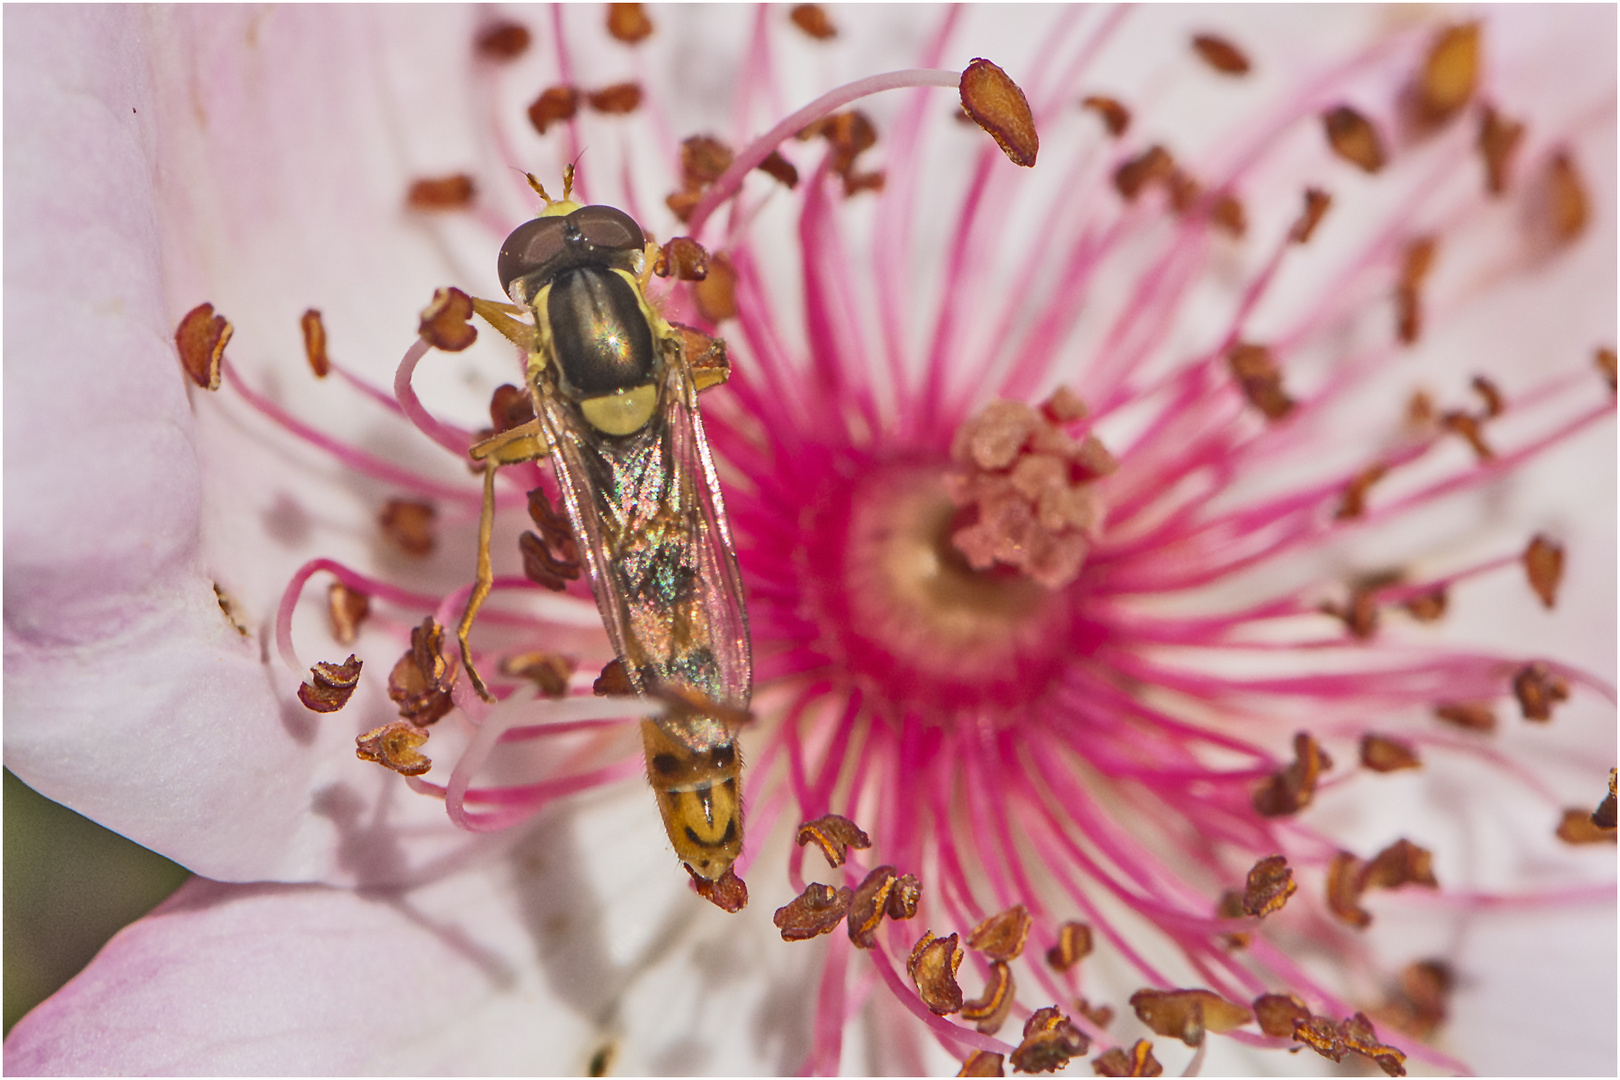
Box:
804;460;1080;718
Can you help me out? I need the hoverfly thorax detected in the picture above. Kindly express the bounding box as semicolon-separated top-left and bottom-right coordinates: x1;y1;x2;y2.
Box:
477;193;752;889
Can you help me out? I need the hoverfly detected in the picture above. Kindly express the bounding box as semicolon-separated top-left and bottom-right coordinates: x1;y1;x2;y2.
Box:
459;170;751;887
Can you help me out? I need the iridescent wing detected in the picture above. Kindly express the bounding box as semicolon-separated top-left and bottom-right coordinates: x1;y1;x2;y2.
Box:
534;341;751;752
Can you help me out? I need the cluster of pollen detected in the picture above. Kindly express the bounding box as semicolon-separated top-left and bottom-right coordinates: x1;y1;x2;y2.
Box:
946;389;1116;590
165;5;1616;1076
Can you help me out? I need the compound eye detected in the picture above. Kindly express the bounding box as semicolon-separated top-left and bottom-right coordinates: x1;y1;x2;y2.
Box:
497;216;569;302
568;204;645;253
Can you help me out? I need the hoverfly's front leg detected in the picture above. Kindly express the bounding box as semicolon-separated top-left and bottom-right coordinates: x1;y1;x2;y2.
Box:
458;419;550;702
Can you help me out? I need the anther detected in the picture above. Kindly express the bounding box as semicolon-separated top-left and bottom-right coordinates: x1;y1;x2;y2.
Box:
418;287;477;352
1477;106;1525;196
528;86;580;135
1434;701;1496;732
789;4;836;40
1226;343;1295;420
606;3;653;44
960;959;1015;1033
1252;732;1331;817
297;654;363;713
795;813;873;868
1323;105;1387;173
1360;733;1421;772
388;617;458;726
965;903;1032;961
1081;95;1130;137
300;309;330;377
1253;993;1311;1038
907;930;966;1015
1242;855;1296;917
1045;920;1093;971
1512;662;1569;722
500;652;576;698
355;720;432;777
379;499;436;556
175;302;232;391
956;1050;1005;1077
1128;989;1251;1047
686;864;749;912
406;174;476;211
1290;187;1332;244
586;83;642;115
474;21;530;61
773;882;854;940
959;59;1038;167
328;582;370;645
1523;533;1564;608
1191;34;1251;76
1090;1040;1162;1077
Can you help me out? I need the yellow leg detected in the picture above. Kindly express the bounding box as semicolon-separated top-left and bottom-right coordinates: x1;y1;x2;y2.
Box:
458;464;500;703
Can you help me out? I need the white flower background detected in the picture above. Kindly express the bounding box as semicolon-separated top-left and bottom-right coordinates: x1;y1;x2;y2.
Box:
4;4;1614;1075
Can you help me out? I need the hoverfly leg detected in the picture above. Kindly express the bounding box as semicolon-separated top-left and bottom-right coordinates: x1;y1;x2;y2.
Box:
459;419;551;704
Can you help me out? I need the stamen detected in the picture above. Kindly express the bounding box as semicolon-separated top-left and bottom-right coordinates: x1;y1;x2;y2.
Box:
296;654;363;713
773;882;854;941
417;287;477;352
960;960;1015;1033
1512;662;1570;721
1044;921;1093;972
299;309;330;377
1128;989;1251;1047
378;499;436;556
1322;105;1388;173
1555;808;1616;845
175;302;231;390
388;617;458;726
1089;1040;1162;1077
1191;34;1251;77
1404;23;1479;132
692;254;738;322
653;236;709;281
959;58;1039;167
585;83;642;115
956;1050;1005;1077
1477;106;1525;196
605;3;652;45
1226;342;1296;420
795;813;873;868
907;930;966;1015
1338;1013;1409;1077
1434;701;1496;732
356;721;432;777
789;5;837;41
499;652;576;698
1381;960;1452;1038
1081;95;1130;138
1241;855;1296;917
527;86;580;135
1251;732;1331;817
687;865;749;912
1360;734;1421;772
405;174;476;211
1009;1007;1090;1072
965;904;1032;961
1290;187;1333;244
1593;770;1618;829
847;864;900;948
327;582;370;644
474;21;530;62
1522;533;1564;607
1253;993;1311;1038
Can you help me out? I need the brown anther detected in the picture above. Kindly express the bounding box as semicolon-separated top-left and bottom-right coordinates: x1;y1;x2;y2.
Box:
887;873;923;920
1407;23;1479;132
1252;732;1332;817
1090;1040;1162;1077
488;384;536;434
1382;960;1452;1038
1226;342;1295;421
1433;701;1497;732
966;904;1032;961
681;134;735;187
842;170;886;198
379;499;436;556
214;584;248;636
665;189;702;223
960;959;1015;1033
1242;855;1296;917
1556;807;1617;845
907;931;965;1015
847;864;898;948
1046;920;1094;971
1512;661;1569;722
655;236;709;281
691;252;738;323
957;1050;1005;1077
519;531;580;590
299;309;331;377
1323;105;1387;173
1535;150;1589;246
1593;770;1618;830
1293;1014;1347;1062
1341;1012;1408;1077
418;286;477;351
1360;838;1438;892
789;4;836;40
1253;993;1311;1038
687;864;748;912
773;881;854;941
593;658;631;696
795;813;873;868
1191;34;1251;76
1394;235;1438;345
298;654;363;713
355;720;432;777
1402;587;1448;622
1477;106;1525;196
1215;890;1250;949
527;85;579;135
1326;850;1372;928
1290;187;1333;244
960;58;1038;168
1165;169;1202;215
1081;95;1130;137
1210;193;1246;238
1440;410;1494;461
1321;583;1380;639
1360;734;1421;772
1469;375;1504;418
1010;1007;1090;1073
1523;534;1564;608
1406;390;1435;426
1595;347;1618;393
406;174;476;211
1113;145;1174;201
1041;385;1088;424
499;651;576;698
1128;989;1251;1047
387;617;458;726
756;149;799;189
175;302;232;391
327;582;370;645
606;3;652;44
475;20;530;61
1335;463;1388;520
1076;998;1114;1030
585;82;643;115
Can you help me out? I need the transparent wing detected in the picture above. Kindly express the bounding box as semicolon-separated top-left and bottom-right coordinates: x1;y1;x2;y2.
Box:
536;353;751;745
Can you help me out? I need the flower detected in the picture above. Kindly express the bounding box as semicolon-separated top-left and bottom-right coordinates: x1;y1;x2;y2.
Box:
5;4;1614;1075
